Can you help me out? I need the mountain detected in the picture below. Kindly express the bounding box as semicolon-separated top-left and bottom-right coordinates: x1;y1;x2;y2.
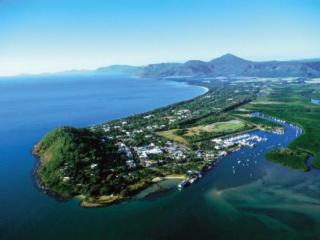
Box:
91;54;320;78
140;54;320;78
142;60;216;78
4;54;319;79
96;65;143;75
208;54;252;76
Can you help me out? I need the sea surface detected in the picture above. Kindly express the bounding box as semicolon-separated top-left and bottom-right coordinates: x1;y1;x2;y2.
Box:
1;74;320;240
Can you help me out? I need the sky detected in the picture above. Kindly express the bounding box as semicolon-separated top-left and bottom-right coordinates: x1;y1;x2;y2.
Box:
0;0;320;76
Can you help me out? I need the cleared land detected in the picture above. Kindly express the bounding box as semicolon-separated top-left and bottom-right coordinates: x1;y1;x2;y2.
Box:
156;130;188;144
185;120;245;135
157;120;247;144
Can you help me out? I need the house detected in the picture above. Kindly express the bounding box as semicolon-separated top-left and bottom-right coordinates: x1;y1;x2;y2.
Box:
126;160;136;169
148;147;163;155
62;176;70;182
90;163;98;169
142;160;154;168
173;150;185;160
195;150;204;158
117;142;133;158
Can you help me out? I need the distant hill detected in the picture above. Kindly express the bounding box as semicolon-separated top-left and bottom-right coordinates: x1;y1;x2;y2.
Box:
4;54;320;79
96;65;143;75
140;54;320;78
93;54;320;78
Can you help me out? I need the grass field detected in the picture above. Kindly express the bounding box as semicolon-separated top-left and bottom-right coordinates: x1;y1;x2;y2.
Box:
185;120;245;135
246;83;320;169
157;120;246;144
156;130;189;144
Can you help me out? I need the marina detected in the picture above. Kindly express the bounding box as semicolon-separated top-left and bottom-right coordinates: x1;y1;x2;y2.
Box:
177;112;303;190
178;170;202;190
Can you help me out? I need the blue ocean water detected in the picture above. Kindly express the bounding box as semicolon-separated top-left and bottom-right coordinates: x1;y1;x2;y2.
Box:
0;74;205;240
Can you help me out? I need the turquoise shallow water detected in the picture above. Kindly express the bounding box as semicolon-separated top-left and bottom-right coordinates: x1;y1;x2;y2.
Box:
1;74;320;240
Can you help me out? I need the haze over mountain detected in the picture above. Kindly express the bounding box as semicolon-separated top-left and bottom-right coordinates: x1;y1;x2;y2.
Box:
96;65;143;76
14;54;320;79
98;54;320;78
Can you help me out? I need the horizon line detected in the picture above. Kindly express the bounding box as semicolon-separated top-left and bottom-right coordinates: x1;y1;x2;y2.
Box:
1;53;320;78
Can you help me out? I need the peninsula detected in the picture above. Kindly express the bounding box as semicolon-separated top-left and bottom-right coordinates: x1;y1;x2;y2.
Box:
33;55;320;207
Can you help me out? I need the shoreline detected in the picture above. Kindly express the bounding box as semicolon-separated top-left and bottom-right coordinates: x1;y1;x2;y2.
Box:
78;174;187;208
197;85;209;94
151;174;187;183
31;77;314;208
32;79;209;208
78;112;307;207
32;147;72;202
80;174;188;208
35;78;305;208
87;79;210;128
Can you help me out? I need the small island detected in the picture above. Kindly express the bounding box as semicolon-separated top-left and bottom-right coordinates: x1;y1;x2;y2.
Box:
33;79;320;207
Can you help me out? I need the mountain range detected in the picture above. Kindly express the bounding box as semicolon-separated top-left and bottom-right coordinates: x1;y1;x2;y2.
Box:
98;54;320;78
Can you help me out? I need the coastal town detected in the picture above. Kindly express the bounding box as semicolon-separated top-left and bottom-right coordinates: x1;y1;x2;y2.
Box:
34;76;319;209
81;81;284;191
33;78;320;207
34;81;274;203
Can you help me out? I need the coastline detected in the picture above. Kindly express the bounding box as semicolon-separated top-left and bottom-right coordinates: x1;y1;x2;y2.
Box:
32;79;209;207
80;174;187;208
32;145;72;202
151;174;186;183
196;85;209;94
30;76;317;210
35;78;305;208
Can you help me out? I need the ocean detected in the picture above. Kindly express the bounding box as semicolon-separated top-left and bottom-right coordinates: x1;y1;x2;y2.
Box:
0;73;204;240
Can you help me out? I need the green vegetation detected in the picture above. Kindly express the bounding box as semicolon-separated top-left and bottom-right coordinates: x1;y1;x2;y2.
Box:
157;120;249;145
246;117;280;128
233;114;284;132
185;120;246;136
156;130;188;144
34;127;123;198
175;128;188;136
243;116;281;128
265;148;309;171
34;80;260;206
247;83;320;169
34;78;320;207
